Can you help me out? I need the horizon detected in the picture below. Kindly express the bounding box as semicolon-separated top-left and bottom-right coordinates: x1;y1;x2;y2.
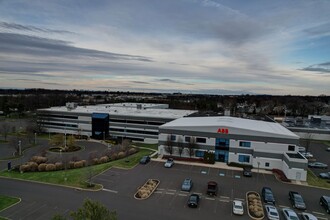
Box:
1;0;330;95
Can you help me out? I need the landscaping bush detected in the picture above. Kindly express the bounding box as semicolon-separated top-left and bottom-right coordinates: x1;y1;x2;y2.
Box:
81;160;87;166
91;158;99;165
27;162;38;172
117;151;126;159
69;161;75;169
128;148;137;155
203;151;215;164
74;161;84;168
110;153;118;161
99;156;109;164
20;164;30;172
38;163;47;171
55;162;63;170
46;164;56;171
30;156;47;164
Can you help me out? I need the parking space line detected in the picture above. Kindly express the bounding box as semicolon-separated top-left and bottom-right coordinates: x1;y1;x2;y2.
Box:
6;201;37;218
179;191;189;194
168;189;176;192
102;188;118;194
312;211;325;215
157;188;165;191
178;194;188;197
165;192;175;195
220;196;230;199
154;191;162;194
192;192;202;195
219;199;230;202
234;198;245;201
205;197;215;201
317;217;328;220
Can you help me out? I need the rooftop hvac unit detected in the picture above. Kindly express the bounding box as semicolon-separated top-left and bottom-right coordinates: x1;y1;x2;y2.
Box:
66;102;78;110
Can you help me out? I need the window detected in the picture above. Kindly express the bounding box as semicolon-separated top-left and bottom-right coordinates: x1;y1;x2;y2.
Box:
195;150;204;158
196;137;206;143
265;162;270;167
170;135;176;141
238;155;250;163
288;145;295;151
216;138;229;147
239;141;251;148
185;136;191;142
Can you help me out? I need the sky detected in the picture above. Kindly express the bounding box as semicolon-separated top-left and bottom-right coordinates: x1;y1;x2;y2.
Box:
0;0;329;95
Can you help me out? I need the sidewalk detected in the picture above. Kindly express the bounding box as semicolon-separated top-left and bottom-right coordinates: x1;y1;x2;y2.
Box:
151;156;273;174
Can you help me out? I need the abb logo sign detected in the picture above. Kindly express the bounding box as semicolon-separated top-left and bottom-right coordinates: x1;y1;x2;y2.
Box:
217;128;229;134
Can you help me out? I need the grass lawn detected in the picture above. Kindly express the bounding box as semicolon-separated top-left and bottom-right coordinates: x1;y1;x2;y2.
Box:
0;195;20;212
322;141;330;146
133;142;158;150
307;169;330;189
0;140;8;143
0;149;152;190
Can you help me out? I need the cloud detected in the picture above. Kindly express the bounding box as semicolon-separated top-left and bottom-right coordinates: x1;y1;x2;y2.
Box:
0;33;153;62
0;21;74;34
301;62;330;73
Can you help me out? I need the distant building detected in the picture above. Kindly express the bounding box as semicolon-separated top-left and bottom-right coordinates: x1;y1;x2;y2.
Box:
37;103;196;143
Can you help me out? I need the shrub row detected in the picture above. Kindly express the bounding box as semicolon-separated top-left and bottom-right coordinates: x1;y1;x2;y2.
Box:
68;160;87;169
30;156;47;164
272;169;290;182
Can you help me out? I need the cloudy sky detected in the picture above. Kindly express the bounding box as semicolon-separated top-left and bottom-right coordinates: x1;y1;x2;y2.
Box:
0;0;329;95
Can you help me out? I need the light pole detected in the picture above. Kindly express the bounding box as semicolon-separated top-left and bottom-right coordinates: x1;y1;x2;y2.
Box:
34;132;37;145
18;140;21;156
257;161;260;182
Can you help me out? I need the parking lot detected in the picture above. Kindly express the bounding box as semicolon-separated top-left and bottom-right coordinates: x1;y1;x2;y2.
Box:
94;161;330;220
304;141;330;176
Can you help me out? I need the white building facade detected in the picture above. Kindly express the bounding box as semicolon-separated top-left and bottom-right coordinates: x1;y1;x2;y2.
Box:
158;116;307;181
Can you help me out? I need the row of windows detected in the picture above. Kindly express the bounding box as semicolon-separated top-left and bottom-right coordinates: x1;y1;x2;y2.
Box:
109;128;158;136
110;118;164;126
171;135;207;144
239;141;251;148
38;114;78;120
42;122;78;128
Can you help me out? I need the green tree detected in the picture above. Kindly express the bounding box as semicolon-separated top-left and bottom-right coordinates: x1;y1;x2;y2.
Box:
70;199;117;220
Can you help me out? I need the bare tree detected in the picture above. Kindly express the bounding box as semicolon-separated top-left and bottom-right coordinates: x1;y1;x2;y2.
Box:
186;137;197;158
1;122;10;141
177;136;184;157
164;134;174;155
49;134;65;148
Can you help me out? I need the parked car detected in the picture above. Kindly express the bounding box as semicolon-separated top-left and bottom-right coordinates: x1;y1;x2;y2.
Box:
289;191;306;210
232;200;244;215
261;187;276;205
206;181;218;196
298;146;306;152
301;152;313;158
181;178;193;192
139;155;150;164
326;147;330;152
265;204;279;220
243;167;252;177
187;194;200;208
164;158;174;168
319;195;330;214
308;162;328;169
319;172;330;179
282;208;299;220
301;212;318;220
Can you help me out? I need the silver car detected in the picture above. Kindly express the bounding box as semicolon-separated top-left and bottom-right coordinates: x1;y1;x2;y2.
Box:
319;172;330;179
301;212;318;220
282;208;299;220
265;205;279;220
181;178;193;192
164;158;174;168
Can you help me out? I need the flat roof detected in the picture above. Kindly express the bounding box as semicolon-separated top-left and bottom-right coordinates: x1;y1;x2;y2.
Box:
160;116;299;139
38;104;195;119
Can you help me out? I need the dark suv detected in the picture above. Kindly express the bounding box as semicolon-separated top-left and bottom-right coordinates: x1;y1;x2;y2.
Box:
206;181;218;196
261;187;275;205
320;195;330;214
289;191;306;210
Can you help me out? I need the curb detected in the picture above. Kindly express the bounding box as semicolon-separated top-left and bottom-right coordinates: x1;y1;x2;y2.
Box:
0;196;21;213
